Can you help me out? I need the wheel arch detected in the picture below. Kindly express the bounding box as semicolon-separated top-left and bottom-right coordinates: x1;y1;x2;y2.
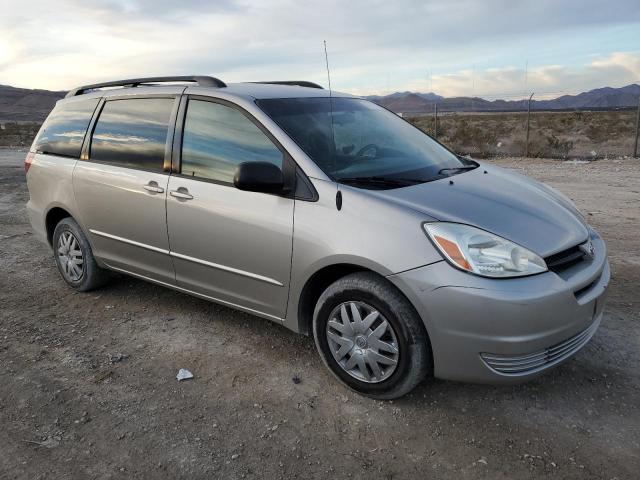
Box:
295;263;368;335
45;206;74;247
294;262;430;345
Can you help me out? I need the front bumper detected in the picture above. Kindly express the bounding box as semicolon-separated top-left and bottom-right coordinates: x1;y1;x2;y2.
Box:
389;229;610;384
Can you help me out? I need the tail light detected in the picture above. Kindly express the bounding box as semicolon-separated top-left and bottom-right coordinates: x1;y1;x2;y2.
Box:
24;151;35;174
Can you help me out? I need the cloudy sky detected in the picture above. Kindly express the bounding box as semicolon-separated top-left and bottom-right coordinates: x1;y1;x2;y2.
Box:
1;0;639;99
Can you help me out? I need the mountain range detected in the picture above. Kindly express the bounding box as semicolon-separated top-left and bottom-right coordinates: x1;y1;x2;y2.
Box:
368;84;640;113
1;83;639;122
0;85;66;122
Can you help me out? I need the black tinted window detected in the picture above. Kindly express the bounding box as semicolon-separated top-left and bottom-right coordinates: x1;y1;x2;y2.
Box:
90;98;174;171
181;100;282;182
33;99;99;157
258;98;472;189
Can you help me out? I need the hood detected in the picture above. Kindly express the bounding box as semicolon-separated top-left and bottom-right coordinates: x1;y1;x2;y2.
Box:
369;164;588;258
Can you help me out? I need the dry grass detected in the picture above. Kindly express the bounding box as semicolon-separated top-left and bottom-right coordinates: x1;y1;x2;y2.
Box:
408;110;638;158
0;122;41;148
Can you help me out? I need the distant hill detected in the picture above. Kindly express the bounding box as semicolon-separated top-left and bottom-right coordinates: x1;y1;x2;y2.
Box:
0;85;65;122
367;84;640;113
368;91;444;102
532;85;640;110
0;83;638;122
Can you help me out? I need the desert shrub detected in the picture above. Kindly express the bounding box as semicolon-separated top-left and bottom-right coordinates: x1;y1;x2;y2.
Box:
406;110;633;158
516;134;573;158
584;123;608;143
409;116;449;141
0;122;41;147
434;121;450;140
545;134;574;158
445;119;500;156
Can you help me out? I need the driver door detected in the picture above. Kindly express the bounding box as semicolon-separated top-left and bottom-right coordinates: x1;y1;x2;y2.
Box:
165;97;294;320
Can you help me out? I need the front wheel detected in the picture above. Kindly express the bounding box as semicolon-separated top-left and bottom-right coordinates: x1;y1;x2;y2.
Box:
312;272;431;399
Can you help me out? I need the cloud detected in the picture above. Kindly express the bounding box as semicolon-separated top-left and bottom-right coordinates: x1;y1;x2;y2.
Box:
1;0;639;95
392;52;640;99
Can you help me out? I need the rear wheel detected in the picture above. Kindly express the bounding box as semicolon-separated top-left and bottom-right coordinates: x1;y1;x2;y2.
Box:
312;272;431;399
53;217;109;291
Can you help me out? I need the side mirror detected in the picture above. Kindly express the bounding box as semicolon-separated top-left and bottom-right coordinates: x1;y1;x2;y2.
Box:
233;161;285;194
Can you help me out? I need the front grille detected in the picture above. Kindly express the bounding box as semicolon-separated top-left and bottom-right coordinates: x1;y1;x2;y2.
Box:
545;244;586;273
480;320;599;375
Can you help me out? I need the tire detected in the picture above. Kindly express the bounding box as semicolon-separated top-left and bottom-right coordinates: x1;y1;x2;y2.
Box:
52;217;109;292
312;272;431;399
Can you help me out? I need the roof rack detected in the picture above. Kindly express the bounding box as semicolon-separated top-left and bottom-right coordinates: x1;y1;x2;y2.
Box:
252;81;324;89
65;75;226;98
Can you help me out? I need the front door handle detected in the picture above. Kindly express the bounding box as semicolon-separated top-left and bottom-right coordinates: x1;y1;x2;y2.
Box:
170;188;194;200
143;181;164;193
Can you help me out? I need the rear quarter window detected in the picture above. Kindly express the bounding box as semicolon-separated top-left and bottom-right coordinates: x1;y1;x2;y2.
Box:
89;98;174;172
32;98;100;158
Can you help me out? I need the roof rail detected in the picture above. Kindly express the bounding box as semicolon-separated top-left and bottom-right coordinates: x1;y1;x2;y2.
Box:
65;75;226;98
252;81;324;89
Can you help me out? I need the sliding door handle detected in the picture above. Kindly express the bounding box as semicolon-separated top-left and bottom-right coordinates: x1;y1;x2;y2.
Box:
170;188;194;200
143;181;164;193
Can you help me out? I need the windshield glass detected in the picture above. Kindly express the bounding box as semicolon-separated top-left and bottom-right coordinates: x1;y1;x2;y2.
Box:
257;97;475;188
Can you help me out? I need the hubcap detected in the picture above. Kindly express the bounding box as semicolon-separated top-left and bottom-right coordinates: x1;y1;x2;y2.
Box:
326;301;400;383
57;231;84;282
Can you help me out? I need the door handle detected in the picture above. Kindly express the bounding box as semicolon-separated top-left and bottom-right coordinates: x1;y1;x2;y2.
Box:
143;181;164;194
170;188;194;200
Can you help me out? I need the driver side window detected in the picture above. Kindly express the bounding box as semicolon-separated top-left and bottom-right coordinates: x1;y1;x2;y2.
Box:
181;100;283;183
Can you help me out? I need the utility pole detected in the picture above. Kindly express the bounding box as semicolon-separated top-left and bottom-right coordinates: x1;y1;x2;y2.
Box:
634;95;640;158
525;92;534;157
434;103;438;140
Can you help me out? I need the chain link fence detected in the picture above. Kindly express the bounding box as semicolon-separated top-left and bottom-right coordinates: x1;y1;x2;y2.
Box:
407;107;640;159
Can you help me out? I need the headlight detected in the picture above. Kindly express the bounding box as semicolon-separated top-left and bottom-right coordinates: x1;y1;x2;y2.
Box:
423;222;547;278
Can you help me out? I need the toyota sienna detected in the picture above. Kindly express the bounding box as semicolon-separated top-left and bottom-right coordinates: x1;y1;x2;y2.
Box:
25;76;610;399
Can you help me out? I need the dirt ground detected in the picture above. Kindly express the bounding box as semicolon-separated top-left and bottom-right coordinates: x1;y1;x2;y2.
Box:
1;148;639;480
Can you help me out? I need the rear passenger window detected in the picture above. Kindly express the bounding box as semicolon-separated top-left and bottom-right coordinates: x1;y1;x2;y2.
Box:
33;98;99;158
90;98;174;172
181;100;283;183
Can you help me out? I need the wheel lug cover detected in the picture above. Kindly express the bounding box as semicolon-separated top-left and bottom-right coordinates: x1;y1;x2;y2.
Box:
57;231;84;282
326;301;399;383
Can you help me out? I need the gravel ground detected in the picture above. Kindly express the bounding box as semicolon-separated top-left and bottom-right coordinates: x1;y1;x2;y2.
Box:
1;147;639;479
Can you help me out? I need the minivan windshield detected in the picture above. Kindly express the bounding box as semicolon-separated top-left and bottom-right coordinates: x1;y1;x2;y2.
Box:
257;97;476;189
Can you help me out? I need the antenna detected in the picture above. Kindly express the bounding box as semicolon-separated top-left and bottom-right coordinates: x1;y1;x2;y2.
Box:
324;40;332;92
524;59;529;96
324;40;337;180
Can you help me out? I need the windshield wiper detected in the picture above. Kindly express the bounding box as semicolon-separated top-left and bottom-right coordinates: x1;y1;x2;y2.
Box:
338;176;422;188
438;165;478;175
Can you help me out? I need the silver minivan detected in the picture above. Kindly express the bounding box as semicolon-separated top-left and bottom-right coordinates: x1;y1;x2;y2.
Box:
26;76;609;399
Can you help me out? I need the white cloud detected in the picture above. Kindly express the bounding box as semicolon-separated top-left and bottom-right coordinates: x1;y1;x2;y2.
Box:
393;52;640;99
0;0;638;96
